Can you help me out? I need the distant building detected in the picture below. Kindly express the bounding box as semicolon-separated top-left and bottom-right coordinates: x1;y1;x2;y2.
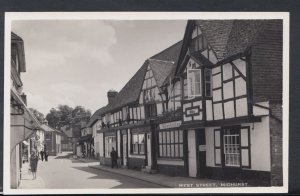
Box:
41;122;63;156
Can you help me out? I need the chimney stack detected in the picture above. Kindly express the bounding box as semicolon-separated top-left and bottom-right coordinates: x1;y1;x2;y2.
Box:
107;90;118;104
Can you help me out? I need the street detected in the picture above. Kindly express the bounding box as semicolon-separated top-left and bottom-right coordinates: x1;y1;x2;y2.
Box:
20;152;163;189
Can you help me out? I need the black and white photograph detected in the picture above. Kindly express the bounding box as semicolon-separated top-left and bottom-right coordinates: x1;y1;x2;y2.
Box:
3;12;289;194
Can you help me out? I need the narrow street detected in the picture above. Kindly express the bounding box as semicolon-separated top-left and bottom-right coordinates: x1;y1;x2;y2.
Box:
20;152;163;189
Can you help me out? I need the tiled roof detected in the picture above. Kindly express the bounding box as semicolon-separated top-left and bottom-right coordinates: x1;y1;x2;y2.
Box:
151;40;183;64
11;32;23;41
148;59;174;88
91;39;183;115
196;20;265;60
107;61;148;111
41;124;61;134
87;106;108;127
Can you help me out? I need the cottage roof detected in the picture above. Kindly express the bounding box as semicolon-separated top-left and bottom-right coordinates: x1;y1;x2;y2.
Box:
40;124;61;134
148;59;174;88
176;20;266;75
91;38;183;115
11;32;23;41
196;20;264;60
107;61;148;111
87;106;108;127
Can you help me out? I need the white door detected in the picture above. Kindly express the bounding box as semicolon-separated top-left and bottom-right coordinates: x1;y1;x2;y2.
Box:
122;134;127;166
188;130;197;177
147;133;152;167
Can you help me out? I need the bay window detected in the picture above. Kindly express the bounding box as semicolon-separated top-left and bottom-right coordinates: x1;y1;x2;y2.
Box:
131;133;145;155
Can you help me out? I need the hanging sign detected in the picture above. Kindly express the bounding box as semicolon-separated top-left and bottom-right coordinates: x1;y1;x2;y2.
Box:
159;121;182;130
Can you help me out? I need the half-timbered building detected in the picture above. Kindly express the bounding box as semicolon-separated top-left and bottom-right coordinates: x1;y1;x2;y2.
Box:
173;20;283;186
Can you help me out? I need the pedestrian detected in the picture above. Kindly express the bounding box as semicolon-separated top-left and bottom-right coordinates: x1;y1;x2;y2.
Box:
40;149;44;161
44;150;49;162
110;147;118;168
29;149;39;180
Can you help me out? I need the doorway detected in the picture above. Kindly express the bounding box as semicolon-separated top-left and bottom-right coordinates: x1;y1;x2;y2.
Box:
197;129;207;178
121;133;128;166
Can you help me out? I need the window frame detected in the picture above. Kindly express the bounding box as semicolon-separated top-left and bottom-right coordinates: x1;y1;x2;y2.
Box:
204;68;212;97
187;68;202;99
158;130;184;159
131;133;145;155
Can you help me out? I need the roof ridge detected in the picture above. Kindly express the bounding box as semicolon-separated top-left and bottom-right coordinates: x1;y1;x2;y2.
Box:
148;58;175;64
150;39;183;59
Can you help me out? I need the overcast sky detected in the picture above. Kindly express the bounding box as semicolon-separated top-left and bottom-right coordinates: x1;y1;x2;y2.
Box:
12;20;186;115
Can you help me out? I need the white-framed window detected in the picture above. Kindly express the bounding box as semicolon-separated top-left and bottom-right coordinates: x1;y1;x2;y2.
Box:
187;68;202;98
223;128;240;167
131;133;145;155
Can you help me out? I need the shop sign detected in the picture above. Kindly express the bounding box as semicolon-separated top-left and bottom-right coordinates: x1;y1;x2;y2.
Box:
159;121;182;130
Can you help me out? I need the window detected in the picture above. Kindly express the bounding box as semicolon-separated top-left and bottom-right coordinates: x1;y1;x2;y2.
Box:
45;132;52;140
105;136;116;157
187;69;201;98
131;133;145;155
159;130;183;158
223;127;240;167
145;103;157;118
204;68;212;97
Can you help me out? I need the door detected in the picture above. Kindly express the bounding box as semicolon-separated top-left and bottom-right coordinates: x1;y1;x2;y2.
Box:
146;133;152;167
197;129;207;178
188;130;197;177
122;134;127;166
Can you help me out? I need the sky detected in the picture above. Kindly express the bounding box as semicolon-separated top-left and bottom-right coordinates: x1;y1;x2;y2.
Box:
12;20;186;115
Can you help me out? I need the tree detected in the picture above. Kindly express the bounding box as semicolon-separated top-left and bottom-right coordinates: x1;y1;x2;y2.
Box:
45;105;91;129
29;108;45;124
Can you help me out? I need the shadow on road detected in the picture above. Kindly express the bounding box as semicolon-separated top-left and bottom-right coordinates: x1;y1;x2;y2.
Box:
71;166;163;189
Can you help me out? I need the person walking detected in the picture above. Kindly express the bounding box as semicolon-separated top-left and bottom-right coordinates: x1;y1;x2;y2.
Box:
44;150;49;162
40;149;44;161
110;147;118;168
29;149;39;180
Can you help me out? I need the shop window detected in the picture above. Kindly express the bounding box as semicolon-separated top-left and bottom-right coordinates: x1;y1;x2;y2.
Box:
105;136;116;157
131;133;145;155
159;130;183;158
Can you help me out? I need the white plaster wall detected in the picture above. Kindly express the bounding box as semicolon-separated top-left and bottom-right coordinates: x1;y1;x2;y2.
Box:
223;63;233;80
243;116;271;171
213;103;223;120
253;101;270;116
205;127;220;167
188;130;197;177
236;98;248;117
224;101;235;119
99;133;104;157
117;130;121;156
206;100;213;121
205;116;270;172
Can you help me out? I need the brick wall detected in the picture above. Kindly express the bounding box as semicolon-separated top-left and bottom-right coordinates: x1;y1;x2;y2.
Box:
251;20;283;103
270;103;283;186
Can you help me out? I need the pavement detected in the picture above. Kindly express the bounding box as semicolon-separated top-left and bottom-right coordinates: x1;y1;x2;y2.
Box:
18;152;164;189
89;164;221;188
